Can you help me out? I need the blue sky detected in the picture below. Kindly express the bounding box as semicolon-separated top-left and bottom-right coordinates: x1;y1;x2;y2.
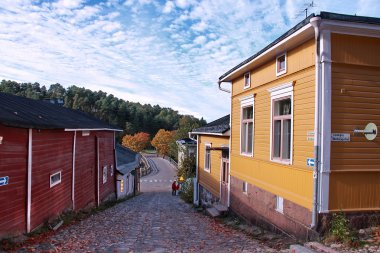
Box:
0;0;379;121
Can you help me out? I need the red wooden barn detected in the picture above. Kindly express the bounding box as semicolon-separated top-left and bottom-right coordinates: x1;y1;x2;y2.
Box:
0;92;121;238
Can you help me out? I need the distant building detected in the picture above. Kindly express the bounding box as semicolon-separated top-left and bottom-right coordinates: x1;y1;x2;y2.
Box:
217;12;380;239
176;137;197;168
191;115;230;207
43;98;65;106
0;92;121;238
115;144;141;199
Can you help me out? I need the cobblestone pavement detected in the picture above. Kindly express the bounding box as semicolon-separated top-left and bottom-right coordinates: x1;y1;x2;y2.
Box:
17;157;275;253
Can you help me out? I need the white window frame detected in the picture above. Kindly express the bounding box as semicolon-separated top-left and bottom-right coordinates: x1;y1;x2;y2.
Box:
103;165;108;184
50;171;62;188
276;195;284;213
276;53;287;76
110;164;114;177
204;143;211;173
242;181;248;194
240;95;254;157
243;72;251;89
268;82;293;165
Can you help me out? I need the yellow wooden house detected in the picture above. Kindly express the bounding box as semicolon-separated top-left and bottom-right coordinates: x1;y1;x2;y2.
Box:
217;12;380;238
191;115;230;207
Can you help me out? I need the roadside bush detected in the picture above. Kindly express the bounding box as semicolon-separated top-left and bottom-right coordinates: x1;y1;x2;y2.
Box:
177;152;195;179
180;178;194;203
329;212;355;243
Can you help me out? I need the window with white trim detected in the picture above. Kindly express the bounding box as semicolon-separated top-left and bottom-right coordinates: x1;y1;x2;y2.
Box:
244;72;250;89
204;144;211;172
110;164;114;177
50;171;61;188
268;83;293;164
276;53;287;76
103;165;108;184
276;195;284;213
240;96;254;156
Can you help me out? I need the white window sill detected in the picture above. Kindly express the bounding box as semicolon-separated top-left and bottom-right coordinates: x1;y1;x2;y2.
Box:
240;152;253;157
276;70;287;77
204;168;210;173
243;85;250;90
270;159;291;165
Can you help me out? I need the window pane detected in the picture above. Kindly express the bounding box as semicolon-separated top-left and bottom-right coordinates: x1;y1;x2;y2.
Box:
247;122;253;153
241;123;247;153
273;120;281;158
283;119;291;159
243;106;253;119
274;98;291;116
244;73;250;87
278;55;285;72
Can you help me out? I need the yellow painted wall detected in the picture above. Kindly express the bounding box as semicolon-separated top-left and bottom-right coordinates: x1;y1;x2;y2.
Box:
198;135;229;198
329;33;380;211
231;39;315;210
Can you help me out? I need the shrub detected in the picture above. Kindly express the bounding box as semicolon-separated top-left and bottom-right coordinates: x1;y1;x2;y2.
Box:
330;212;354;243
180;178;194;203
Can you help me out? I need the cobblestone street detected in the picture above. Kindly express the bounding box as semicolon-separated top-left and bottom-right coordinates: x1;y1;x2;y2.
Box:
16;157;275;252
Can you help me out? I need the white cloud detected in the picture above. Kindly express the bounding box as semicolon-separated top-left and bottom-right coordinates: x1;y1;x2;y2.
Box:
163;1;175;14
191;21;207;32
1;0;380;122
193;35;207;45
54;0;84;9
175;0;192;9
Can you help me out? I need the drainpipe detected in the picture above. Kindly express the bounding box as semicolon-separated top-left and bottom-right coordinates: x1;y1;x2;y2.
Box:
72;131;77;210
218;81;231;93
310;16;322;229
26;129;32;233
218;81;232;207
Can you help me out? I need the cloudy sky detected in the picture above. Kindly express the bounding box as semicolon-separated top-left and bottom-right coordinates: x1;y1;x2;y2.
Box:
0;0;379;121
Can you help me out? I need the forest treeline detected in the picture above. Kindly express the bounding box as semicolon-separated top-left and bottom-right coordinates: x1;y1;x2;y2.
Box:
0;80;207;141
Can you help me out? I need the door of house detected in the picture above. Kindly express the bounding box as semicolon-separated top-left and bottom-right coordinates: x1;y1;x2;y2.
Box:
220;150;229;206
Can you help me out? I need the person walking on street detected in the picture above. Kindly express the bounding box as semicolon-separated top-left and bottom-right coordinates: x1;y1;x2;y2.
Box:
172;180;177;196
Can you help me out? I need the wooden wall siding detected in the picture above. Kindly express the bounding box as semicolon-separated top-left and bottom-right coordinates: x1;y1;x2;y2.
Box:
75;132;96;210
230;40;316;210
0;125;27;237
232;39;315;96
331;33;380;67
329;33;380;211
97;132;116;202
31;129;73;229
198;135;229;198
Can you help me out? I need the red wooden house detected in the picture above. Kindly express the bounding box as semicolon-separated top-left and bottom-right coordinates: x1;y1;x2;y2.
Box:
0;92;121;238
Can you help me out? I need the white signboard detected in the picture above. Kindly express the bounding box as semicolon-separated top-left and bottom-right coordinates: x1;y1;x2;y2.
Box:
307;131;314;141
331;133;350;142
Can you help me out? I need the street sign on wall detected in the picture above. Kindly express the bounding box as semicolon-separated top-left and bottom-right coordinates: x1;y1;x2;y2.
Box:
0;176;9;186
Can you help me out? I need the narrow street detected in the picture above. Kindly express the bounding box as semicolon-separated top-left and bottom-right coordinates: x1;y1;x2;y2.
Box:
17;156;274;252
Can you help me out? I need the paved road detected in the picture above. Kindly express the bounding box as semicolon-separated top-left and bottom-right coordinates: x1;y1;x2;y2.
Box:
18;156;273;252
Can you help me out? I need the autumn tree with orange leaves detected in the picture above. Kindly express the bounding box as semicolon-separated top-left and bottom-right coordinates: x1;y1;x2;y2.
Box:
151;129;176;157
122;132;150;152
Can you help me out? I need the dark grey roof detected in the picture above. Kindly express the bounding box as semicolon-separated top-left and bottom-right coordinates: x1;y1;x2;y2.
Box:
176;138;197;145
192;115;230;134
115;144;141;175
0;92;121;130
219;12;380;81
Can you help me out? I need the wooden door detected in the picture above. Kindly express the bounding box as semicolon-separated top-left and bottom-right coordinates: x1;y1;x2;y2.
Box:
220;156;229;206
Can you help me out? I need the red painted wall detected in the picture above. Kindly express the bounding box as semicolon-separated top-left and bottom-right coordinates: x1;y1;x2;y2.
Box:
97;132;116;202
75;132;96;210
0;127;116;237
31;129;73;229
0;124;27;238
